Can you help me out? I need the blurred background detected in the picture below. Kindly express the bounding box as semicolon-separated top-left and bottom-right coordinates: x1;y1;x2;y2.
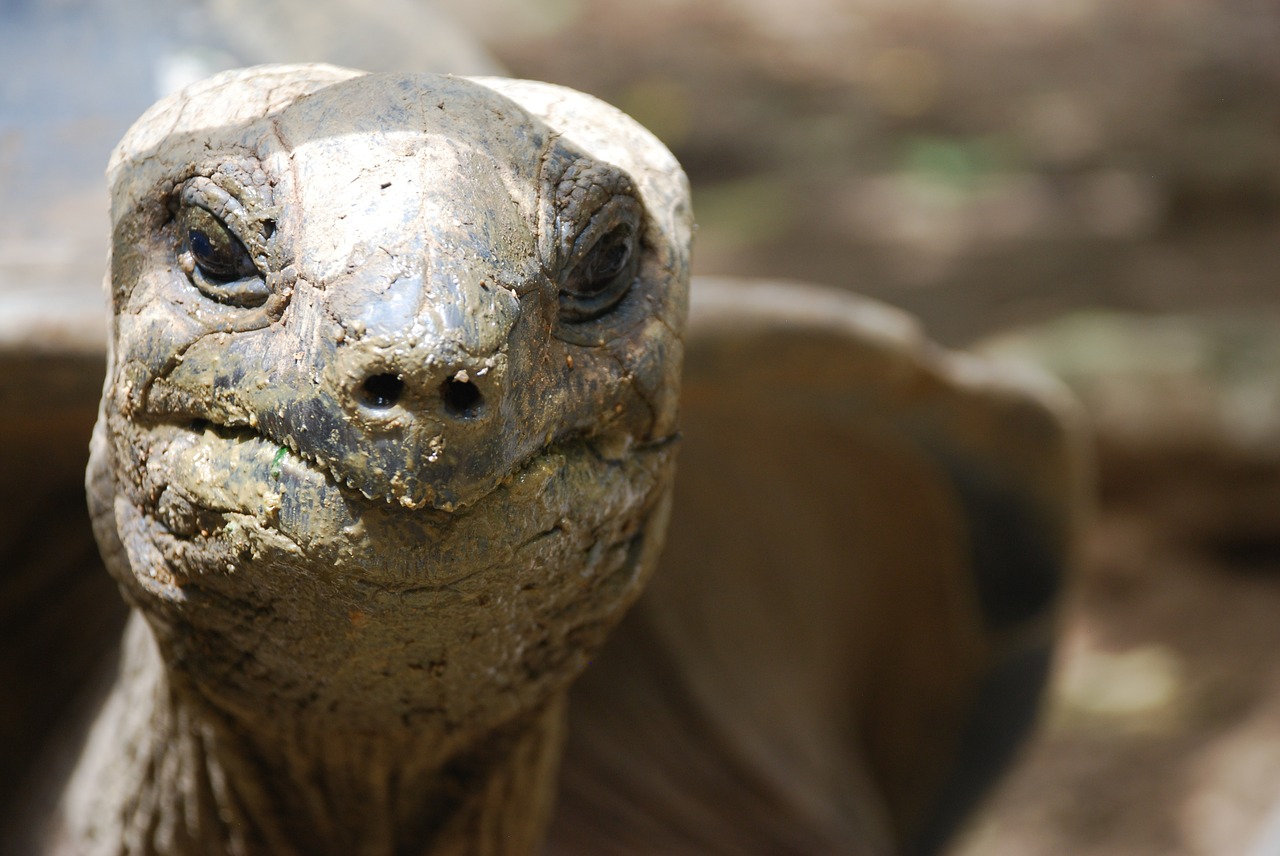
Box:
444;0;1280;343
4;0;1280;852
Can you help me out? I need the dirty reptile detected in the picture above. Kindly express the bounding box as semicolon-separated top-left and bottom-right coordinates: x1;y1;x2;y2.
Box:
0;65;1083;855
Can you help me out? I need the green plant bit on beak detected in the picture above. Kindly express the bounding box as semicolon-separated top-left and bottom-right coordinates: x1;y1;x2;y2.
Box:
270;446;288;480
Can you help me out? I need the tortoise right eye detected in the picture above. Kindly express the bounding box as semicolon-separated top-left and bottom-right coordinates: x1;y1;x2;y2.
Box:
180;206;255;281
177;206;269;307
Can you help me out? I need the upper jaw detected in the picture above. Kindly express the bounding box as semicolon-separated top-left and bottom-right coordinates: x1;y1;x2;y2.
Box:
127;396;669;519
134;409;507;514
110;409;680;599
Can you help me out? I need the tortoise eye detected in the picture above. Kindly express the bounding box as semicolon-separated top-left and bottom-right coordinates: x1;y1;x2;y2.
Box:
181;207;256;281
559;197;642;324
178;206;269;307
562;224;635;308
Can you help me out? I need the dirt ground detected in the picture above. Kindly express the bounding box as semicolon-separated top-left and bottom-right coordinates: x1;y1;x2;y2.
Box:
428;2;1280;852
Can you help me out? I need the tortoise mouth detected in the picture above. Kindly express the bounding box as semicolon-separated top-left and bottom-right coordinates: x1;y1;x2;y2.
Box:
115;413;679;595
144;403;477;511
149;414;521;517
139;377;585;510
183;416;394;503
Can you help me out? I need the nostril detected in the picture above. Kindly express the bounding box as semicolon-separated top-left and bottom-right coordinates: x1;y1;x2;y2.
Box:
360;373;405;409
441;372;484;419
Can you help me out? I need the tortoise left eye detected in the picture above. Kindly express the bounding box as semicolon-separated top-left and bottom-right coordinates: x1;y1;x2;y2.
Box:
563;224;635;299
559;197;642;324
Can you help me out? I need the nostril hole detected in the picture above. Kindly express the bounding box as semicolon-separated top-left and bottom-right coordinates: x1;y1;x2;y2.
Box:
360;373;405;409
441;375;483;418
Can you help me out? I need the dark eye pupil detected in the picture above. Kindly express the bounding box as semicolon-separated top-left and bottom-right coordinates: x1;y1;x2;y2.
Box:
579;227;633;293
594;239;629;279
188;229;216;261
177;199;271;307
183;216;248;281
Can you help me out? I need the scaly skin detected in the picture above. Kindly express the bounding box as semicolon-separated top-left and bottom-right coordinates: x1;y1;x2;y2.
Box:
54;65;691;855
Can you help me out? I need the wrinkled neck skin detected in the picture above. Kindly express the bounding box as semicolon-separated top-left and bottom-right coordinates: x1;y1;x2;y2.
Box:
54;615;566;856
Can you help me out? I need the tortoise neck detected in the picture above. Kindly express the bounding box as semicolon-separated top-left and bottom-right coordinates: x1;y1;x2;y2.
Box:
56;614;566;856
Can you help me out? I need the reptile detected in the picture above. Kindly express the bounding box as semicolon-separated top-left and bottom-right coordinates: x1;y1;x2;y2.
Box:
0;65;1084;855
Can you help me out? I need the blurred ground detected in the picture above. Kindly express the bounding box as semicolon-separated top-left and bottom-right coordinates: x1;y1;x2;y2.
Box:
426;1;1280;852
966;316;1280;855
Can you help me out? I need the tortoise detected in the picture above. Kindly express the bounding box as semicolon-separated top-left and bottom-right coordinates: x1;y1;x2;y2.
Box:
0;65;1085;855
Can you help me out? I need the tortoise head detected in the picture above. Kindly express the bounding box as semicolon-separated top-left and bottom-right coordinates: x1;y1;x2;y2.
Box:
90;66;690;736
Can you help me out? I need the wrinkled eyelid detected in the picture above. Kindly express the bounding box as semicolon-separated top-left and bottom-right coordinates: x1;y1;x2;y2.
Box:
179;176;238;215
551;156;636;243
568;194;642;264
555;193;645;324
176;173;281;237
174;176;277;267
